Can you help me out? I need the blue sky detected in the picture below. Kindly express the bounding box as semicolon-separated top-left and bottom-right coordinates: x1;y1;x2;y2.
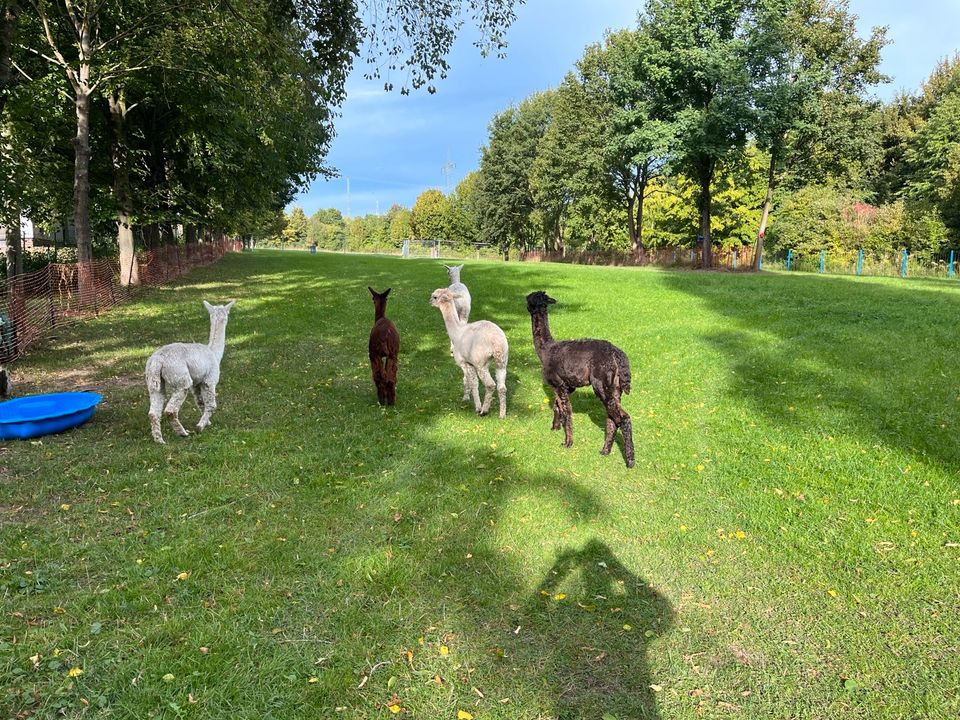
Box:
292;0;960;218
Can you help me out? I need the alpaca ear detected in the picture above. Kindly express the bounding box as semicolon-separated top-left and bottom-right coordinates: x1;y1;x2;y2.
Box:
368;286;376;296
203;300;213;312
226;300;236;310
547;296;556;304
383;288;391;296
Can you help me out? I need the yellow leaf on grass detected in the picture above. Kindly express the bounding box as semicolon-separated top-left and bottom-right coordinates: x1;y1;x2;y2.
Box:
828;589;838;598
734;530;747;540
388;703;402;714
439;645;449;656
553;593;566;601
175;571;190;581
67;667;83;678
308;677;318;683
60;504;71;511
162;673;175;682
458;711;475;720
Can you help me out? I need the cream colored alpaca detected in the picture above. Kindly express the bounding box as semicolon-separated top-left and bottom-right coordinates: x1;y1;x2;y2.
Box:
145;300;234;443
429;287;508;418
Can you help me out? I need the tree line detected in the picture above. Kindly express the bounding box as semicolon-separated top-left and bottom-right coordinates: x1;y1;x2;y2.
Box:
0;0;519;289
303;0;958;268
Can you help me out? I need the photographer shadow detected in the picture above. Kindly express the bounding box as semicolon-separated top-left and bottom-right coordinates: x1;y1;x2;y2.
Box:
512;538;674;719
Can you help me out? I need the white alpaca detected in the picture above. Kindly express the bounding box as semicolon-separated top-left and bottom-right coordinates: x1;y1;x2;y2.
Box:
443;264;471;323
145;300;235;443
429;287;508;419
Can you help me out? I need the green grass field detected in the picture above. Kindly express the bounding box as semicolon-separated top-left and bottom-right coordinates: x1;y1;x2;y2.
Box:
2;249;959;719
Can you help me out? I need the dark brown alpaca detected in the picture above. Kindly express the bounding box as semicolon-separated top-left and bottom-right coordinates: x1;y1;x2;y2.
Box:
368;287;400;406
526;291;635;468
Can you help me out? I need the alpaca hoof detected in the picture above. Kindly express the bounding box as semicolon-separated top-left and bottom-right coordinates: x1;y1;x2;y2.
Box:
478;409;487;416
562;440;573;448
625;458;635;469
153;436;165;444
600;447;611;456
177;428;191;437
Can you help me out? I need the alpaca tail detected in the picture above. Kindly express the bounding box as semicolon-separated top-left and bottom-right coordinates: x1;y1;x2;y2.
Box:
145;354;164;393
616;349;631;395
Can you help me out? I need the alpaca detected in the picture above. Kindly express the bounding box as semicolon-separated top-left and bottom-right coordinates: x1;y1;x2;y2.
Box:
525;291;635;468
443;264;471;323
145;300;235;444
429;287;508;418
368;287;400;406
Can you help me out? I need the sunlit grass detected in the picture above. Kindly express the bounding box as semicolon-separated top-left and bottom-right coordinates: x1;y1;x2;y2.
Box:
2;250;958;719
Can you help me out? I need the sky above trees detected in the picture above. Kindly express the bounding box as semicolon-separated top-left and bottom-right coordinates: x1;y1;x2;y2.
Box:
295;0;960;217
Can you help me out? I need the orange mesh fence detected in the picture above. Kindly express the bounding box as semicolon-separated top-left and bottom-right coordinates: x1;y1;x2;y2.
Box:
518;244;757;270
0;239;241;364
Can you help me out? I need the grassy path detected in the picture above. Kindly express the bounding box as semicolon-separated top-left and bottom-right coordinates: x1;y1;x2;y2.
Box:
2;250;958;718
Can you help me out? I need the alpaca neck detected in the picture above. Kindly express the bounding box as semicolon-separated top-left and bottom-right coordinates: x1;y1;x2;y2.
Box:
207;318;228;362
530;311;555;362
438;302;465;343
374;304;386;321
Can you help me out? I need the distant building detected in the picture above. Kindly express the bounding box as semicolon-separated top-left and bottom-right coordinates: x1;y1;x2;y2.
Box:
0;218;72;254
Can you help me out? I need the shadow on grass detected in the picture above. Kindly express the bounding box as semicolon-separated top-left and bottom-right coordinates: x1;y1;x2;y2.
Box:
662;270;960;469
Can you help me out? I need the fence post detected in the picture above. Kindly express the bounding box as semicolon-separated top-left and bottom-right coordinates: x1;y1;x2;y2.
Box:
732;250;737;269
857;248;863;276
819;249;824;274
901;249;908;278
786;249;792;270
758;249;762;270
950;249;955;279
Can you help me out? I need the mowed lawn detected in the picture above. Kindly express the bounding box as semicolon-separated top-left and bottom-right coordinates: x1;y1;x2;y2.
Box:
2;249;959;719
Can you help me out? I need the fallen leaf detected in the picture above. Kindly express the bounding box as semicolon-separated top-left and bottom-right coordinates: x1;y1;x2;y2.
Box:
68;667;83;678
388;703;401;714
457;711;474;720
162;673;175;682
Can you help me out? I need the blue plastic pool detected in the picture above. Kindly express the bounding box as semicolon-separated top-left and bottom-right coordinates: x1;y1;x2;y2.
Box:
0;392;103;440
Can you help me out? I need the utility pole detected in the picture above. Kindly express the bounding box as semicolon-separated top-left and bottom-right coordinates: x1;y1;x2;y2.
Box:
441;155;455;194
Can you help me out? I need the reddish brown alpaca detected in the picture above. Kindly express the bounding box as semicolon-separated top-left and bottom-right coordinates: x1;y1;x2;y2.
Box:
368;287;399;405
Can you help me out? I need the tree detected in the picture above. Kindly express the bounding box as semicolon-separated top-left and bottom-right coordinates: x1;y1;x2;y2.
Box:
902;84;960;238
751;0;887;268
446;173;480;246
283;207;308;245
11;0;520;295
411;188;450;241
641;0;770;267
475;92;554;256
388;204;412;242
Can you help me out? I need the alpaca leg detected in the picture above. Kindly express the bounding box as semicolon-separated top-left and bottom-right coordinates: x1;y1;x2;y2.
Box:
462;364;481;413
592;380;616;456
164;388;191;437
384;355;398;406
371;354;386;405
551;396;563;430
557;389;573;447
477;365;496;416
600;388;635;468
148;389;166;444
495;364;507;419
461;366;471;401
193;385;205;412
196;384;218;431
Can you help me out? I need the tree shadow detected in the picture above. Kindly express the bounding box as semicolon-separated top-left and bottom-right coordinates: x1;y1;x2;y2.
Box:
661;270;960;468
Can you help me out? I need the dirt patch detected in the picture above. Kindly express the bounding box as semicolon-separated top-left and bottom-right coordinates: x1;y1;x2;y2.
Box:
9;366;141;396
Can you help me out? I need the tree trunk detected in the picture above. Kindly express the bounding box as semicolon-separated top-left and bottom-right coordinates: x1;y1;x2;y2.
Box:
754;150;777;271
0;4;15;119
626;191;638;255
73;85;96;303
698;159;714;269
635;176;647;254
185;224;197;244
4;217;22;276
108;93;140;286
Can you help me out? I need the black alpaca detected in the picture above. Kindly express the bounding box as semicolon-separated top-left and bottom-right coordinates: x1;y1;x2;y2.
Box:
368;287;399;406
526;291;635;468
